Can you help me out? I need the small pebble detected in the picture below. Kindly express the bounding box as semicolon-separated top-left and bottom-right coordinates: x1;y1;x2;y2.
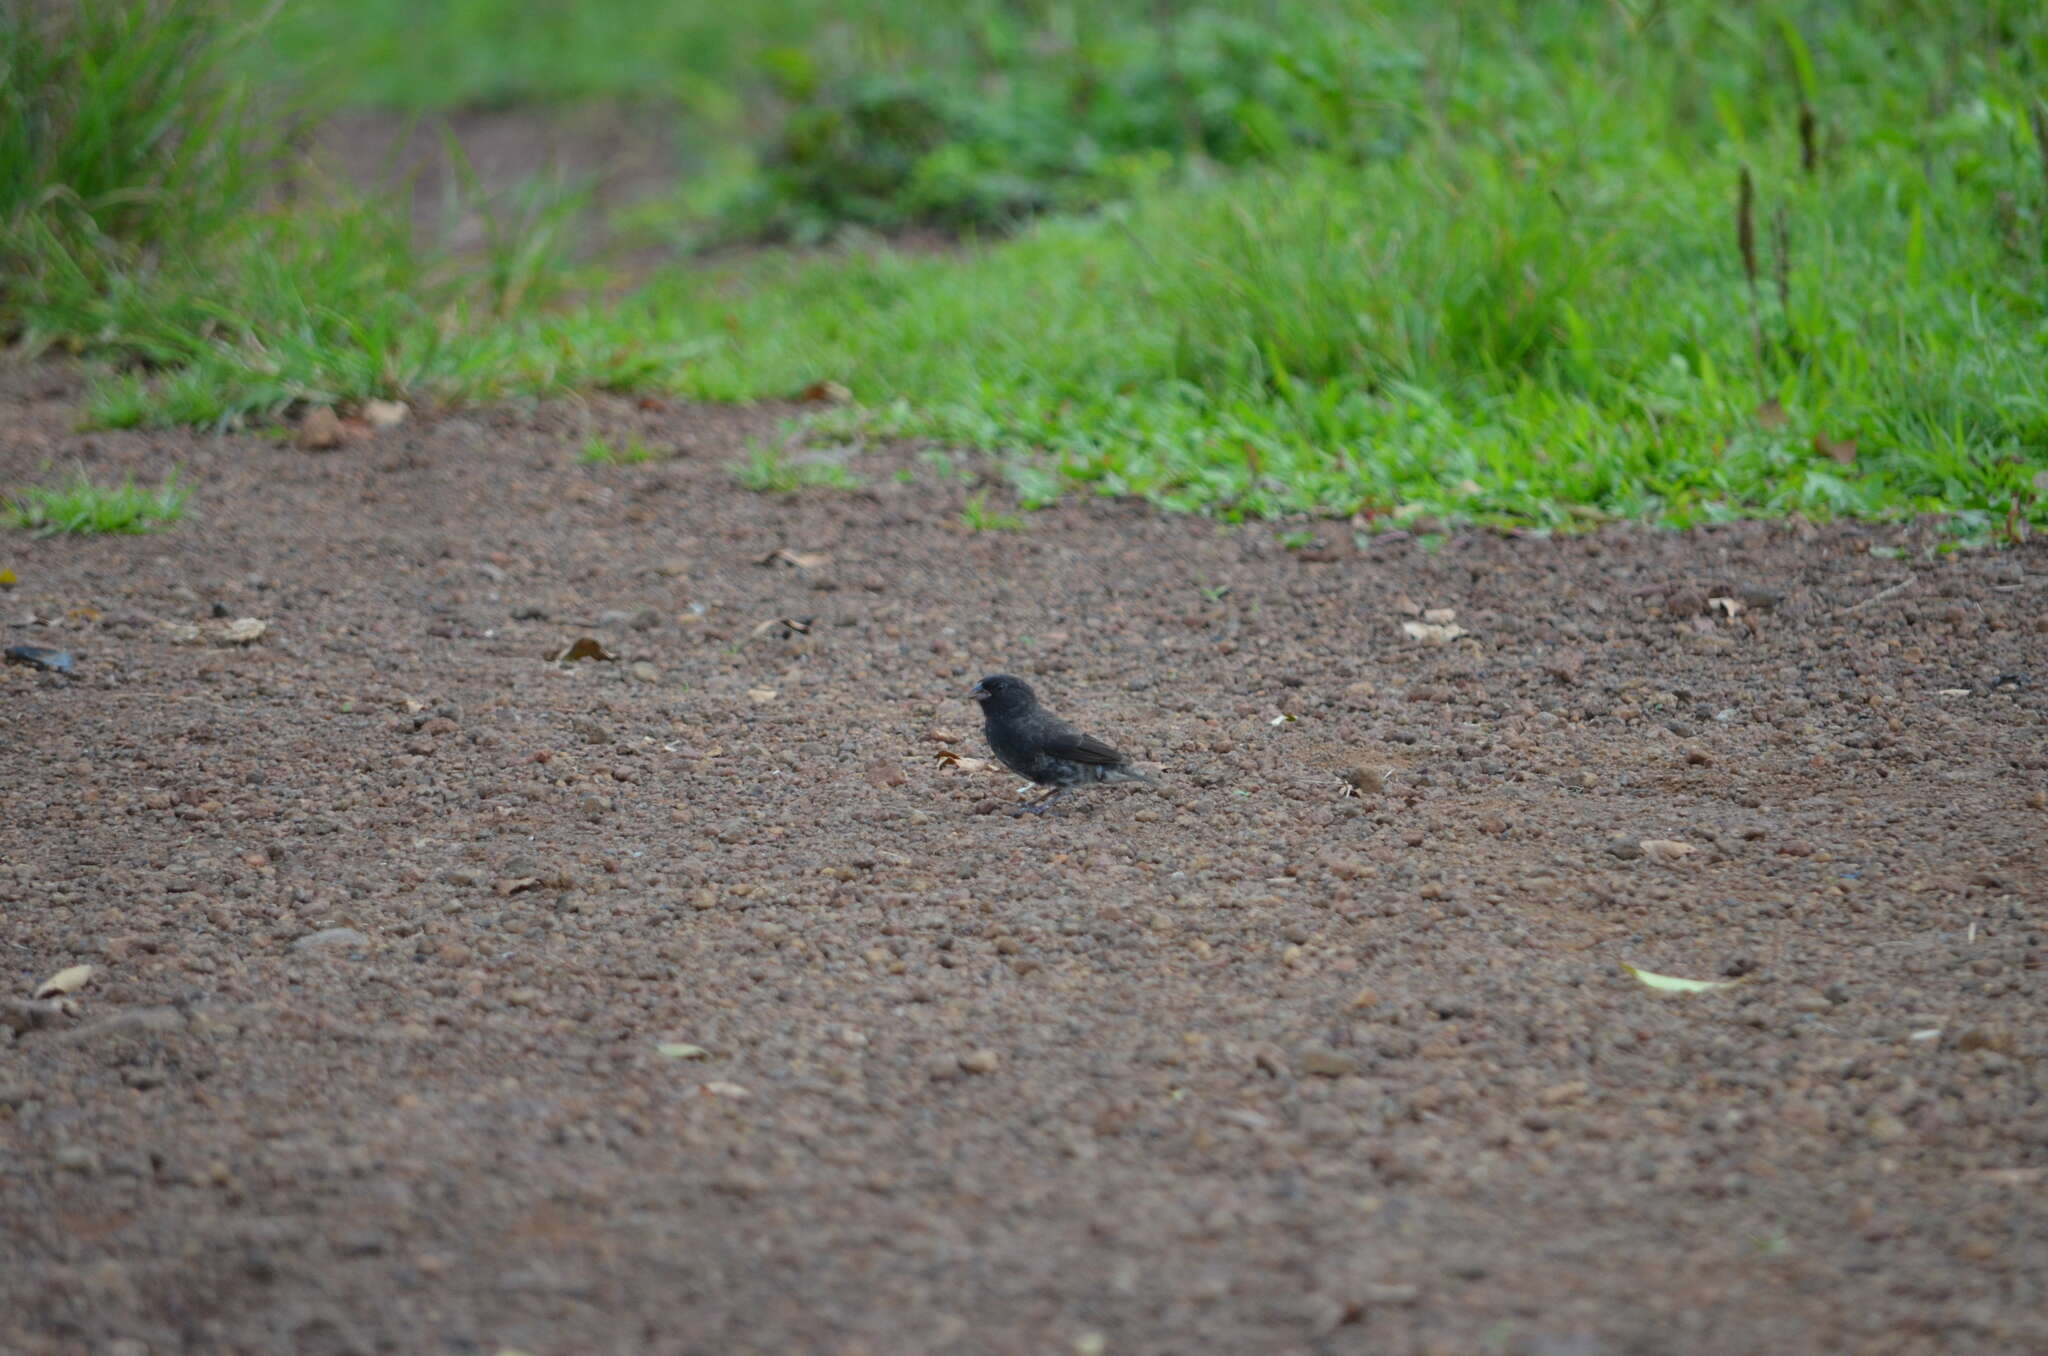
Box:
52;1144;101;1174
291;927;369;952
1298;1046;1360;1078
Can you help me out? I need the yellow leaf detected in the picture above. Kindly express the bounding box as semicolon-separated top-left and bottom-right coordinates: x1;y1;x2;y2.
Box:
1621;962;1744;994
656;1042;710;1060
34;964;94;999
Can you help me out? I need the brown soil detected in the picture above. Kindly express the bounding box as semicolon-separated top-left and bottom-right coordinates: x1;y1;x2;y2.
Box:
305;107;685;259
3;361;2045;1356
323;106;681;204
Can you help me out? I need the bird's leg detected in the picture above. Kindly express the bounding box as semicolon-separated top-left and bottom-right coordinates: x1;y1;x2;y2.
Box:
1015;786;1066;817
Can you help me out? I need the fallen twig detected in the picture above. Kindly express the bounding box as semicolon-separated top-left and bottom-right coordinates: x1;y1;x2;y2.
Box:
1847;576;1914;613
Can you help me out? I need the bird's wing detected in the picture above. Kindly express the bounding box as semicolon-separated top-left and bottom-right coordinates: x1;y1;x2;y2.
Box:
1044;728;1128;766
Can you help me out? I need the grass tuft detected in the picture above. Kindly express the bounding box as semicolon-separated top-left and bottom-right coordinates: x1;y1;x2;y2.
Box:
11;471;188;536
579;434;658;465
0;0;259;244
731;445;861;493
959;492;1026;532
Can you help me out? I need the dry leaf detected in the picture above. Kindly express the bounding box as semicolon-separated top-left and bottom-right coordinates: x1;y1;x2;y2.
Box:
700;1080;751;1099
547;637;616;663
1813;434;1857;465
0;568;16;590
744;616;813;644
1638;839;1696;864
1340;765;1386;795
1753;399;1788;431
1401;620;1469;645
1421;606;1457;625
1707;596;1744;619
1621;962;1745;993
934;750;995;774
362;398;410;429
297;406;345;451
759;548;830;569
797;380;852;405
656;1042;710;1060
1977;1167;2047;1185
215;617;267;645
34;964;94;999
747;687;778;704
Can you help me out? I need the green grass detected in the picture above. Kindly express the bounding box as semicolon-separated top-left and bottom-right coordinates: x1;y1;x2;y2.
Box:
2;0;266;348
2;0;258;243
730;445;862;493
626;133;2048;527
960;492;1025;532
4;0;2046;531
11;471;188;535
579;434;658;465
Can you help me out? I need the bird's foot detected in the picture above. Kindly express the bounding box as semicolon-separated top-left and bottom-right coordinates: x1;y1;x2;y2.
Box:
1014;788;1066;817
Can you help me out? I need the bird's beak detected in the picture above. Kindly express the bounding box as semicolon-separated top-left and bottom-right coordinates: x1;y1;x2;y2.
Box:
969;682;990;702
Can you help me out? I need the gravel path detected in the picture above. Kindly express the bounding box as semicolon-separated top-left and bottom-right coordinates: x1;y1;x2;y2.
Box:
4;364;2045;1356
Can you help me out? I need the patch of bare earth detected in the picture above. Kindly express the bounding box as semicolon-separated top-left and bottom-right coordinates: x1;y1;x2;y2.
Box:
3;362;2045;1356
299;106;685;270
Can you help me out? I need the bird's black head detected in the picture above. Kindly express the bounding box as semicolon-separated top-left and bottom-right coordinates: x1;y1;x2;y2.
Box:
970;673;1039;717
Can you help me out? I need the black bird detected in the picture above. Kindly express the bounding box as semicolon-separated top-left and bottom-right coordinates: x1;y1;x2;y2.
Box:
970;674;1153;814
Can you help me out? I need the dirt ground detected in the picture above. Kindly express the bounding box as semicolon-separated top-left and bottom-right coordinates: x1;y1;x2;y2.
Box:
2;359;2045;1356
309;107;683;247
